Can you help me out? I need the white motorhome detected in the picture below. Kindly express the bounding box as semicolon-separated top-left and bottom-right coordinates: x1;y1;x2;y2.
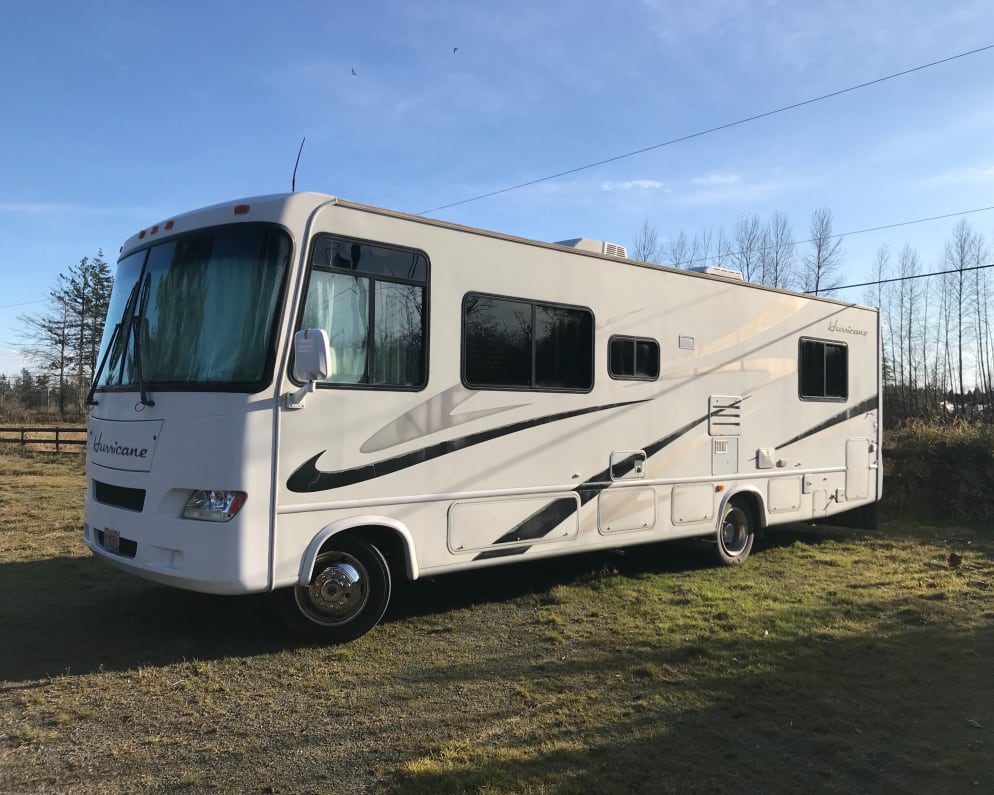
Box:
83;193;882;641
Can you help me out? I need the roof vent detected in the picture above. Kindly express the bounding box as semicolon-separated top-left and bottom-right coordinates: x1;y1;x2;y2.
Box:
556;238;628;258
688;265;744;281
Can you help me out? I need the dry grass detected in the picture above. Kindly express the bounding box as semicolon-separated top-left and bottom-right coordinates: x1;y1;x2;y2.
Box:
1;451;992;793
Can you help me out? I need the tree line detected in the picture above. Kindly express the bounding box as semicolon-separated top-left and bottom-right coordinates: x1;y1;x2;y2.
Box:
633;209;993;426
632;206;846;295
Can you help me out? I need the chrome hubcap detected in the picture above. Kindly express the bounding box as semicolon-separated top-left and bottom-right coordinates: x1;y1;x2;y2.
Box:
300;554;369;625
722;517;747;554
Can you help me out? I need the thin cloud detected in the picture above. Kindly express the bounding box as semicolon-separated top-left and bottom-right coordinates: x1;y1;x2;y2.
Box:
601;179;667;192
918;165;994;189
674;172;789;207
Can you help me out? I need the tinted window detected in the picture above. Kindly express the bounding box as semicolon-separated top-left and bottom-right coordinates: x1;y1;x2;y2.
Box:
463;295;531;387
463;293;593;391
311;237;427;281
609;335;660;380
799;338;848;400
300;236;427;389
535;304;594;389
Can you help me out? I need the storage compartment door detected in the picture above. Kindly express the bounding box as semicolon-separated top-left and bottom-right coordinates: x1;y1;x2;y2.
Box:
845;438;871;500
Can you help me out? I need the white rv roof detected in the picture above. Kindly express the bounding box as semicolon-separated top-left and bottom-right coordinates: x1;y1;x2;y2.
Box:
118;192;874;311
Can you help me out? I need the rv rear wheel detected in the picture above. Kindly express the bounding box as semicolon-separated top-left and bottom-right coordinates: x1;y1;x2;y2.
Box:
714;501;754;565
276;538;391;642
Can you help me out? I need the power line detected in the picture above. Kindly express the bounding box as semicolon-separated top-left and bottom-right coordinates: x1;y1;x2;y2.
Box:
0;298;46;310
418;43;994;216
831;261;994;293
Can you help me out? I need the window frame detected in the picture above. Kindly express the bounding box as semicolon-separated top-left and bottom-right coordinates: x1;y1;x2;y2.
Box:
798;336;849;401
461;291;595;393
294;234;430;392
608;334;660;381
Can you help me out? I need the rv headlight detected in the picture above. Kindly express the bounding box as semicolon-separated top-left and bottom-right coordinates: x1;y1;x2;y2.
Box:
182;490;246;522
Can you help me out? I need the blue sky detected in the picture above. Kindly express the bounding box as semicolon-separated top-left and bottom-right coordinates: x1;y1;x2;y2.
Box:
2;0;993;377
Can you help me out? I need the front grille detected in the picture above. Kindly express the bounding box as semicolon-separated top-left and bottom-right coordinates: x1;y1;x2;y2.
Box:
94;480;146;512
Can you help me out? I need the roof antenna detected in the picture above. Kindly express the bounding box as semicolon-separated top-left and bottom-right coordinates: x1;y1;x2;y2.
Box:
291;137;306;192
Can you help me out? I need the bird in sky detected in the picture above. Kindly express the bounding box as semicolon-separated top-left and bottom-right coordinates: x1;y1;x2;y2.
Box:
453;47;458;53
351;68;357;76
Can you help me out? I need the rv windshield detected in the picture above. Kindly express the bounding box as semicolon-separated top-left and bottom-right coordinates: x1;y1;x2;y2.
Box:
94;223;291;391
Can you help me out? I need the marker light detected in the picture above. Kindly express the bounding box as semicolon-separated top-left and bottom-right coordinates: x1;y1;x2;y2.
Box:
233;204;250;215
164;220;174;230
182;490;247;522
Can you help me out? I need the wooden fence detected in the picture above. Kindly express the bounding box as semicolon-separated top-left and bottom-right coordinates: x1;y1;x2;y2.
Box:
0;426;88;453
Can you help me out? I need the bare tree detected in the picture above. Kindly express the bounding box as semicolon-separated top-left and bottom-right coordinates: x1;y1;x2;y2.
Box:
898;244;923;415
631;220;662;263
943;219;983;405
690;228;714;269
733;213;763;281
867;245;895;393
666;231;692;268
803;207;844;296
759;212;796;289
971;233;991;408
713;228;734;269
936;264;956;408
865;244;889;311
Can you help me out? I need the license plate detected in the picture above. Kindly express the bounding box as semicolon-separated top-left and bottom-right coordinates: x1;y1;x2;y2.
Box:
104;528;121;554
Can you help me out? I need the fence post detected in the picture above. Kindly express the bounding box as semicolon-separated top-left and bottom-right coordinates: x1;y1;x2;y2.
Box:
55;427;61;453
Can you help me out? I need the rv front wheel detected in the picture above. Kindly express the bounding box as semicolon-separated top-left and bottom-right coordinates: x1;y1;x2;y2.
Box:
276;538;392;642
715;502;754;565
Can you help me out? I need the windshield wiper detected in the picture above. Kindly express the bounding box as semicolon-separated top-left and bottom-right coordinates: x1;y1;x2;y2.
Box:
85;322;121;408
87;275;144;408
133;272;155;408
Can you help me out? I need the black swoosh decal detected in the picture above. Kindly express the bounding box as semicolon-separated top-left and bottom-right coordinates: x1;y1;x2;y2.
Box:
775;395;878;450
472;394;879;560
287;399;649;493
473;413;710;559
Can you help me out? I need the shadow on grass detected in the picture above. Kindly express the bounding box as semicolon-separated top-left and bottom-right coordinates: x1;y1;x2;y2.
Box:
0;556;288;684
381;615;994;794
0;526;849;684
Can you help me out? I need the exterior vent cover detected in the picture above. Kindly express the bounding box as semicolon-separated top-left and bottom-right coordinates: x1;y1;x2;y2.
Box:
689;265;744;280
556;238;628;258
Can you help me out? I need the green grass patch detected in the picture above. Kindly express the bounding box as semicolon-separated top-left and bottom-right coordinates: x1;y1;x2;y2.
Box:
0;453;992;793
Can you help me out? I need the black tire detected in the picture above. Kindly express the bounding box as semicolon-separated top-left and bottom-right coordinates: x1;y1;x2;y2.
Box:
275;537;391;642
714;501;754;565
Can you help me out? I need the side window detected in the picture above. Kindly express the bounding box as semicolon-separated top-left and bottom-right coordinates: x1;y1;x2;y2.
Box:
299;236;427;389
799;337;848;400
463;293;593;391
609;335;660;380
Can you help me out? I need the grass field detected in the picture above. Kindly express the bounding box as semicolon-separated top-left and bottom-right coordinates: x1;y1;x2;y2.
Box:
1;451;992;794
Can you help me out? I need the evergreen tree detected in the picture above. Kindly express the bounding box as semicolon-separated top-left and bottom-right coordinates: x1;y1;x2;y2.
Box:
17;251;114;417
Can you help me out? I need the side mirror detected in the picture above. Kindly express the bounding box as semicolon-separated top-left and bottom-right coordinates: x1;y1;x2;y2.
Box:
287;329;330;409
292;328;330;382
